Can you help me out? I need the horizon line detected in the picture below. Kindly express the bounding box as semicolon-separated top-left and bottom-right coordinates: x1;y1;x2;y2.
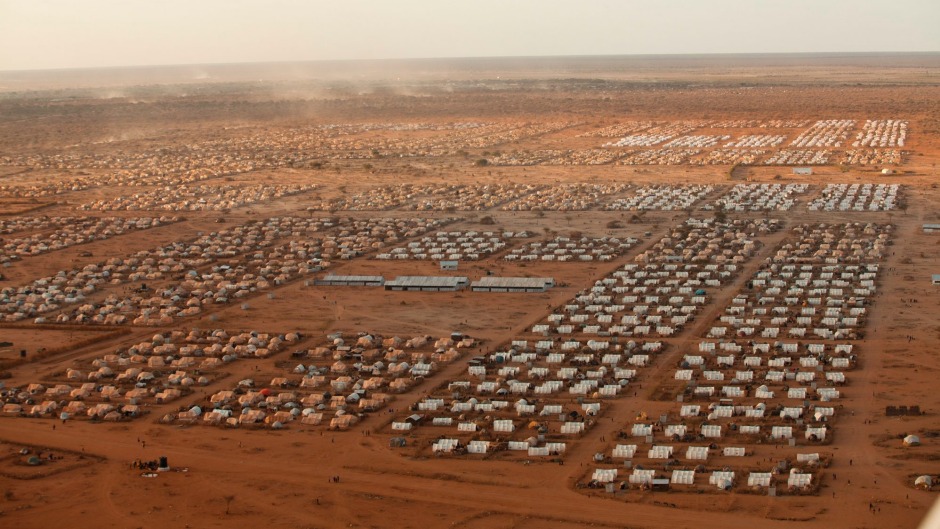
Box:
3;50;939;74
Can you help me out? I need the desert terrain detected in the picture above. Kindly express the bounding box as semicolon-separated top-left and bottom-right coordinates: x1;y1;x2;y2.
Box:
0;53;938;528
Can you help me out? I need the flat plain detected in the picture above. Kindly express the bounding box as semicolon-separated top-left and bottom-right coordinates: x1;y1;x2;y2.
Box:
0;53;938;528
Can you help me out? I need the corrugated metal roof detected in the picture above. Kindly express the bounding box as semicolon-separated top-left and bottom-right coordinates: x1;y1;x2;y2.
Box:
471;277;554;289
319;274;385;283
385;276;469;288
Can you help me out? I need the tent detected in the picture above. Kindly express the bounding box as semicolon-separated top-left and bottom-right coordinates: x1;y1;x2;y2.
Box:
300;413;323;425
648;445;674;459
747;472;773;487
432;439;458;453
787;470;813;489
903;435;921;447
914;475;933;489
671;470;695;485
330;414;359;430
612;444;637;458
493;419;514;433
700;424;722;438
467;441;490;454
592;468;618;483
710;471;734;490
629;469;655;485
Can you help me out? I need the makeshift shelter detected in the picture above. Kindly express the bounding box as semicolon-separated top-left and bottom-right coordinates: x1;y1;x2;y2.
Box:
914;475;933;490
329;414;359;430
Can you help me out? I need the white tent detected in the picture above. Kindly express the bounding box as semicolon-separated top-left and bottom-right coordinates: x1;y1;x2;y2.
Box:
612;444;637;458
493;419;514;432
787;470;813;489
467;441;490;454
631;424;652;436
772;426;793;439
432;439;459;453
648;445;674;459
747;472;773;487
592;468;619;483
629;469;655;485
561;422;586;434
796;453;820;463
709;471;735;490
700;424;722;438
665;424;687;437
805;426;827;441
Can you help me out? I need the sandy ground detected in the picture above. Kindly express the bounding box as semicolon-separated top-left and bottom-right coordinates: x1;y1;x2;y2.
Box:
0;56;938;528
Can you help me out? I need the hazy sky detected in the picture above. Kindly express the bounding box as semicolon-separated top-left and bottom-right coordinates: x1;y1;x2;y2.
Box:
1;0;938;71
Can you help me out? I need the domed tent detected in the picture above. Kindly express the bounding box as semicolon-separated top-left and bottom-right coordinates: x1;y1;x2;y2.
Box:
914;475;933;489
903;434;921;447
